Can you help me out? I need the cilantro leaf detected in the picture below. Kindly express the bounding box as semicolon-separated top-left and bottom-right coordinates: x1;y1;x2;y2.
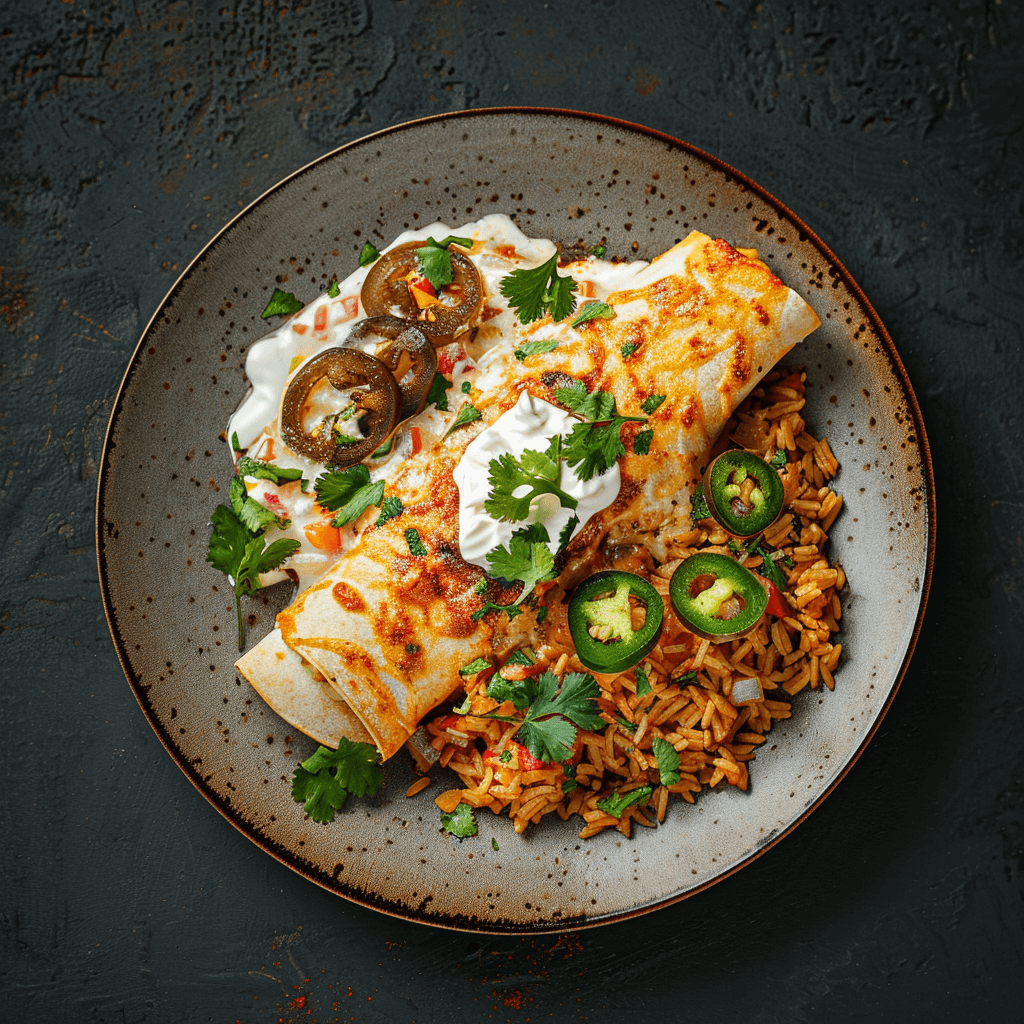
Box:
459;657;492;677
359;242;381;267
641;394;666;415
206;504;251;580
461;380;472;394
492;838;500;851
440;802;478;838
557;514;580;551
314;466;385;527
486;674;539;711
536;605;548;624
756;544;788;590
554;382;616;423
327;279;340;298
519;715;577;764
290;739;384;823
635;663;653;698
484;434;578;522
261;289;304;318
442;402;482;440
416;235;472;289
562;420;628;481
259;538;301;574
633;428;653;456
236;456;304;486
514;338;560;361
596;785;653;819
231;431;243;452
485;535;556;606
590;244;607;258
425;372;452;411
770;449;788;468
504;647;536;666
374;495;404;527
471;600;523;622
691;488;711;522
405;527;427;556
570;301;615;328
238;495;287;533
500;253;578;325
651;737;681;787
621;341;639;359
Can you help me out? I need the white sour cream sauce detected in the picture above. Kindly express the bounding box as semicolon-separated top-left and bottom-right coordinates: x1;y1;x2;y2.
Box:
453;392;620;568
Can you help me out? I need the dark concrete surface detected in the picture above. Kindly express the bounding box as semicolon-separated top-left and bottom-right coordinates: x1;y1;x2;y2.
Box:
2;1;1021;1021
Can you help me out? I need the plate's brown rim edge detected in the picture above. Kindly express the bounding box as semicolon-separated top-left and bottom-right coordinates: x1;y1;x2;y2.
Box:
94;105;937;935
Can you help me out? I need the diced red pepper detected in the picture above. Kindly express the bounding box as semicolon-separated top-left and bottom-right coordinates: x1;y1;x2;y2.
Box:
410;425;422;455
484;740;546;773
313;305;328;332
437;343;466;375
340;295;359;319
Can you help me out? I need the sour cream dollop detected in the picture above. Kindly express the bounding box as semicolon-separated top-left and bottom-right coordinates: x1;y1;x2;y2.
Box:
454;392;621;568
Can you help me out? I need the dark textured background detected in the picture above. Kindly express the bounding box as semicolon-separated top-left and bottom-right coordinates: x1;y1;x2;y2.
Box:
2;1;1021;1020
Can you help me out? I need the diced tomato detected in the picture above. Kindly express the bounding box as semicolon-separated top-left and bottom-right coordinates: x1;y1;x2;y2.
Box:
313;305;328;332
292;323;308;335
577;280;595;298
410;425;422;455
437;343;466;375
261;490;286;514
340;295;359;319
764;579;790;619
483;740;546;773
304;521;342;553
435;714;463;731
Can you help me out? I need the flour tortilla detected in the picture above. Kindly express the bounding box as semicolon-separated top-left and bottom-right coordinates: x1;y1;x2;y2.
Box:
237;232;820;757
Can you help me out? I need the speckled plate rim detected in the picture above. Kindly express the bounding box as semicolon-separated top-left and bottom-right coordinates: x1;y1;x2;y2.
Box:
96;106;936;932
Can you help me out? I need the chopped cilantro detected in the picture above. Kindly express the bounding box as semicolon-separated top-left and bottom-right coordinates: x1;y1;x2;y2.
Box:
359;242;381;267
471;600;523;621
557;514;580;552
327;278;340;298
562;763;578;793
756;544;788;590
405;643;421;654
425;372;452;411
635;663;653;698
405;527;427;556
514;338;560;361
557;382;647;480
486;673;538;711
484;434;577;522
442;402;482;440
596;784;653;819
207;503;300;649
590;244;607;258
440;802;478;838
261;288;303;318
770;449;788;468
535;605;548;624
641;394;666;415
314;466;385;527
492;837;500;851
459;657;492;676
290;739;384;824
461;380;472;394
633;428;653;456
500;253;578;325
374;495;404;527
621;341;639;359
236;456;304;486
504;647;536;667
651;737;681;787
673;669;698;686
691;488;711;522
231;431;243;453
499;749;512;764
416;235;472;289
570;301;615;328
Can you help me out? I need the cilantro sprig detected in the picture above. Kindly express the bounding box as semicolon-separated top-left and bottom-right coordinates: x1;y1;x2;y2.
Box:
484;528;556;607
650;737;681;787
236;456;304;486
596;785;654;819
290;739;384;824
207;504;300;650
484;434;578;523
314;465;385;527
416;235;473;289
500;253;578;325
555;382;647;481
482;670;604;764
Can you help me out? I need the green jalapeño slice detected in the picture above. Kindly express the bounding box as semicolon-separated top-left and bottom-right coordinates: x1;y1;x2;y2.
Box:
668;553;768;642
568;571;664;674
702;450;785;538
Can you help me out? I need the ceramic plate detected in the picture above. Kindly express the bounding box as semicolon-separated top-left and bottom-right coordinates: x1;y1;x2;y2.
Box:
96;108;934;932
